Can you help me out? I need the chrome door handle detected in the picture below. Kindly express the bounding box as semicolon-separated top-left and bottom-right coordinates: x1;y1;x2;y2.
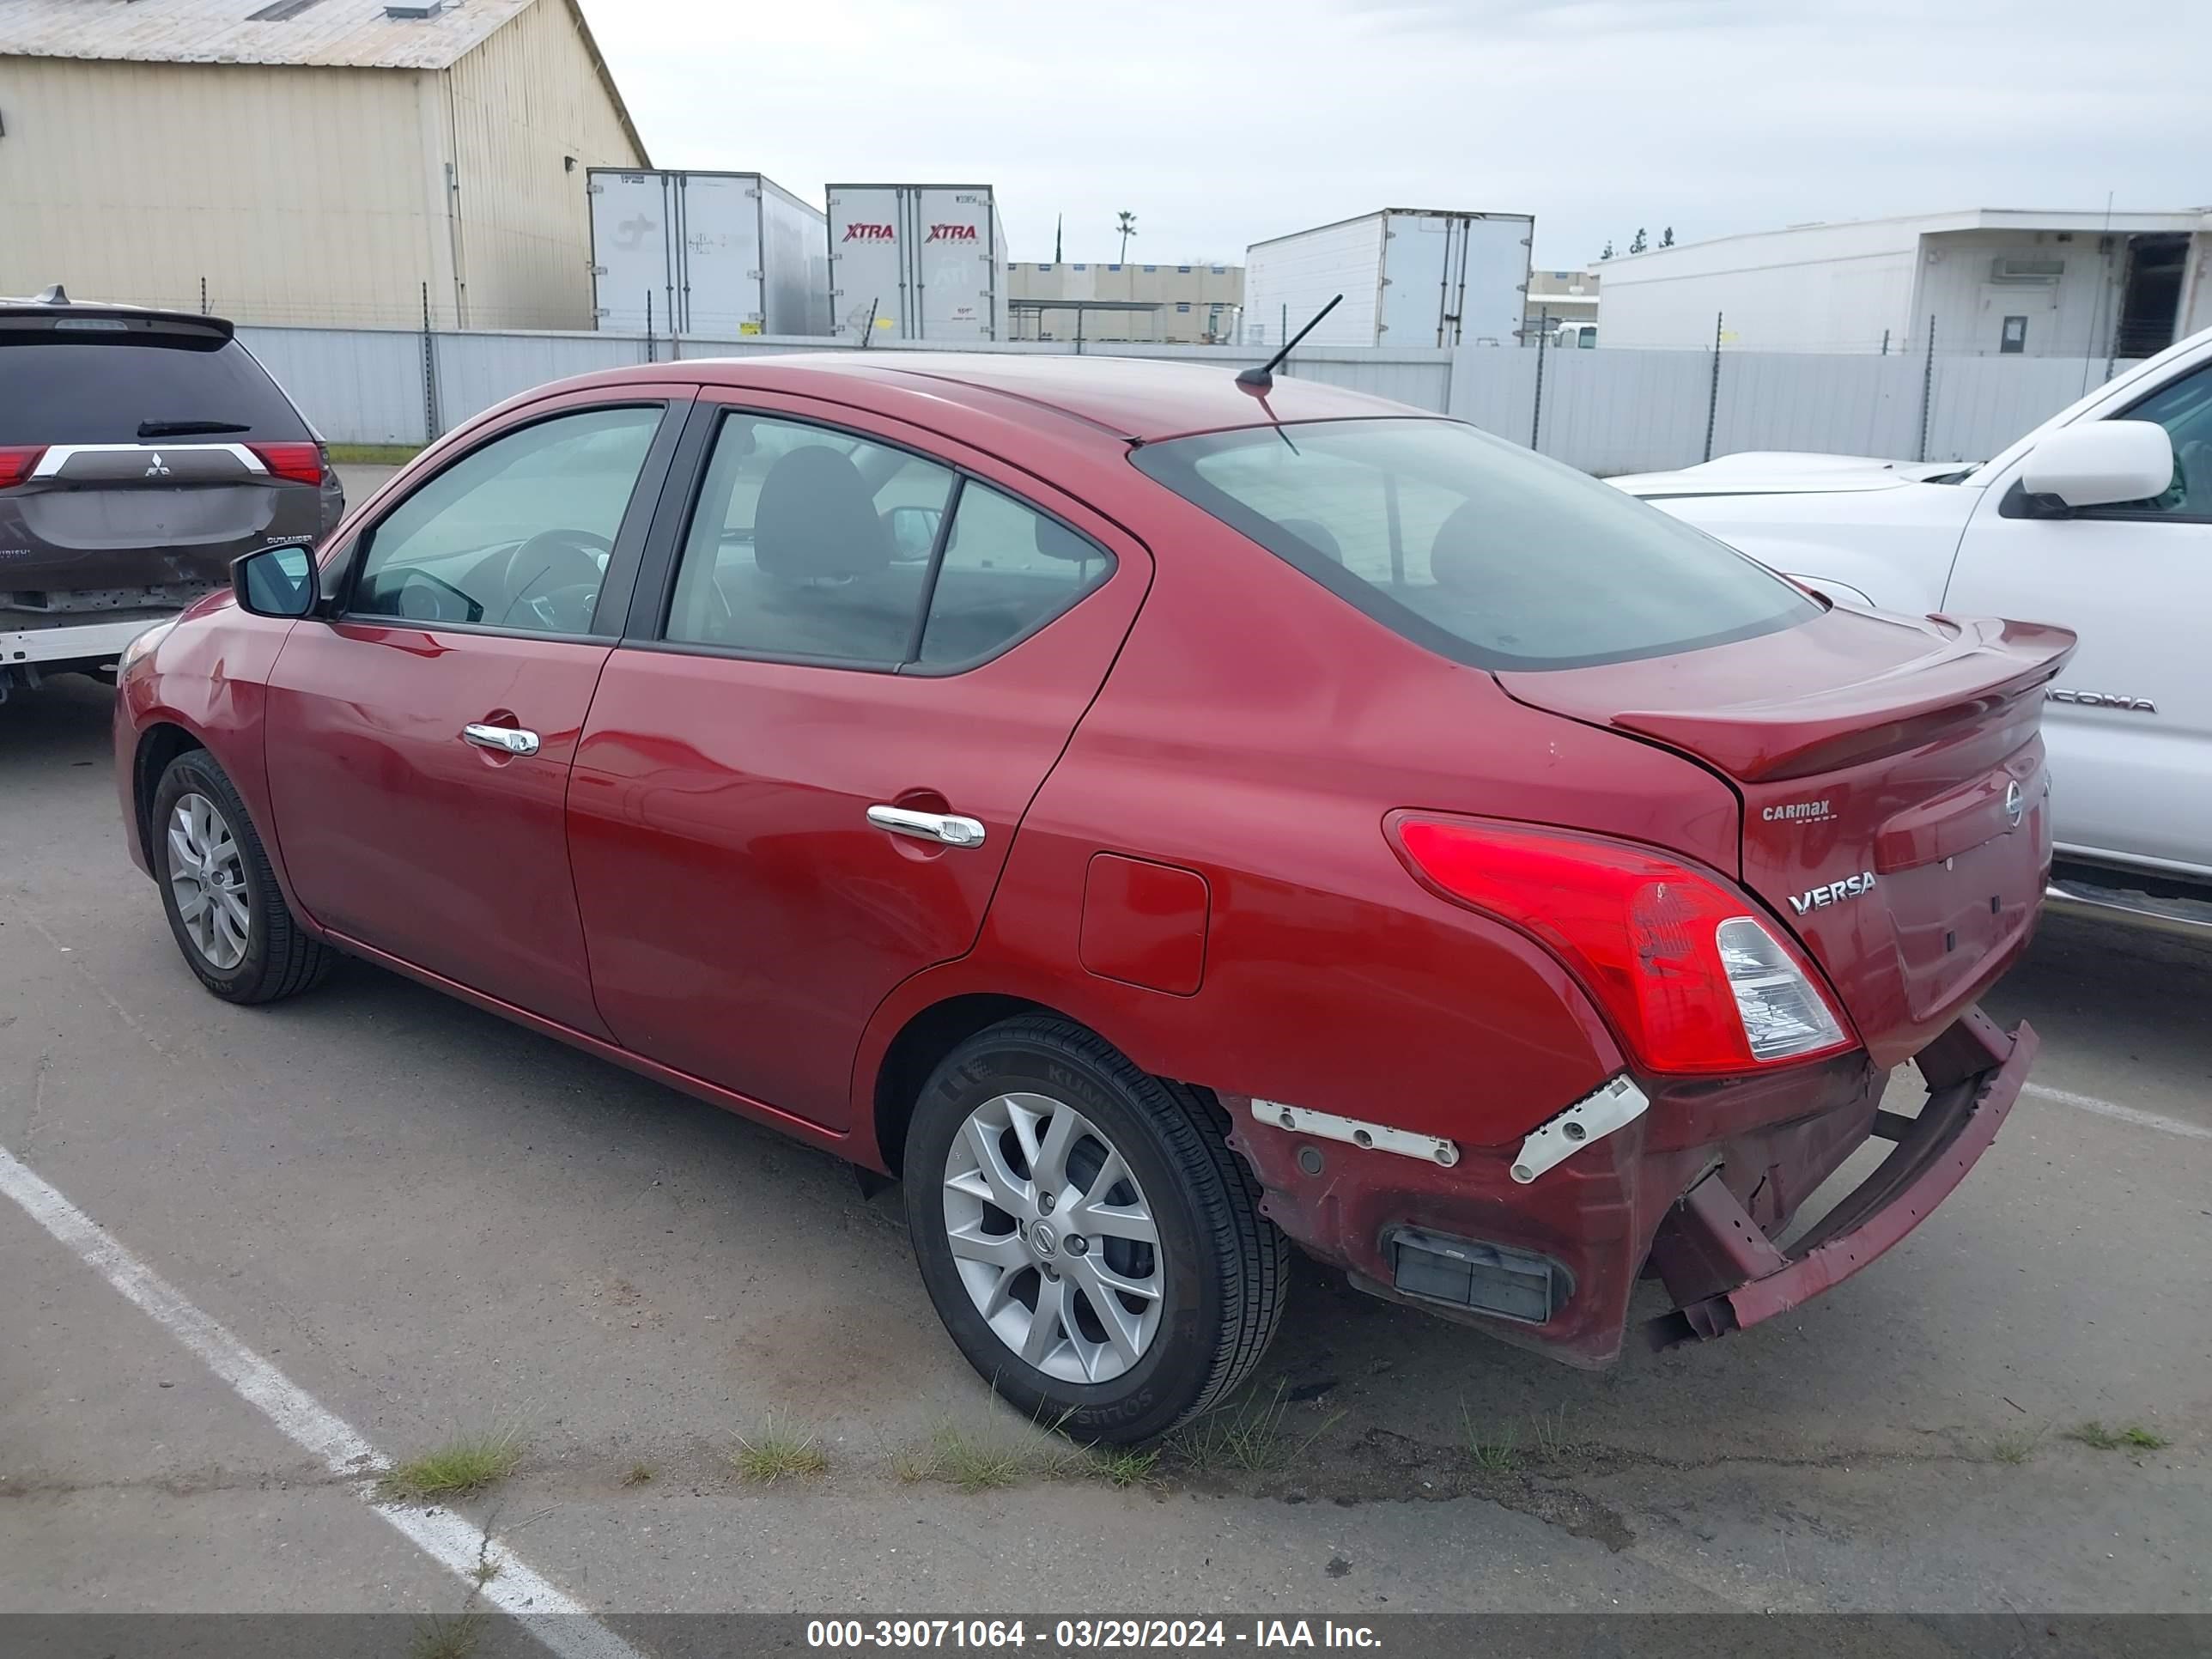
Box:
867;804;987;848
463;723;540;757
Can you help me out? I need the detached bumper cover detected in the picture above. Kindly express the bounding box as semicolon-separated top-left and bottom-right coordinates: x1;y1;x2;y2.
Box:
1650;1007;2034;1347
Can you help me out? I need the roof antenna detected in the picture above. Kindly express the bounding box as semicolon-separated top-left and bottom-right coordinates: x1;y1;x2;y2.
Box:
1237;294;1341;391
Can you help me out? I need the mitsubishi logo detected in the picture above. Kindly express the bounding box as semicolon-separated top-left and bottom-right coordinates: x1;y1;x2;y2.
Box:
2004;780;2025;829
143;453;171;477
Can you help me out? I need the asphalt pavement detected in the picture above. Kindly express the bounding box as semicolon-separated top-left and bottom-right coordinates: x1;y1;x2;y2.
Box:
2;671;2206;1638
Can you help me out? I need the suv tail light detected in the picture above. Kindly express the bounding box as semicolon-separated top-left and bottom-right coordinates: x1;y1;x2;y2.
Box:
1391;814;1854;1076
250;441;325;488
0;446;46;488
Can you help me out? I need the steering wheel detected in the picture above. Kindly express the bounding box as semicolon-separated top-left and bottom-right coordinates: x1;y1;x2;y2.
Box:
495;529;612;630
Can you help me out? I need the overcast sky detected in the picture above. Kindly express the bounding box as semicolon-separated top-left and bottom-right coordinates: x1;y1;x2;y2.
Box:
577;0;2211;270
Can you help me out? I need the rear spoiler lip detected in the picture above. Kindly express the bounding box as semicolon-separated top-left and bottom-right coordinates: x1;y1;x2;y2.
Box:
1603;616;2078;783
0;306;235;342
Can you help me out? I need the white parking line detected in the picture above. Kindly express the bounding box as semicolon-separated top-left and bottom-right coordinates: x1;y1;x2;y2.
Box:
0;1142;646;1659
2023;1082;2212;1141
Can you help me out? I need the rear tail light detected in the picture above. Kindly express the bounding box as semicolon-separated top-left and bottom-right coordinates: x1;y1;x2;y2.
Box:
0;446;46;488
250;441;325;488
1391;815;1854;1076
1712;917;1848;1061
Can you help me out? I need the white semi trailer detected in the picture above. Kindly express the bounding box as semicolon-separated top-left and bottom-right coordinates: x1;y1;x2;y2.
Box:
589;169;829;338
1244;209;1534;349
826;184;1008;343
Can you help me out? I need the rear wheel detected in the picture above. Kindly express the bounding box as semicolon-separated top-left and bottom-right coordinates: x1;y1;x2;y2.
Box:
152;750;332;1004
904;1016;1288;1445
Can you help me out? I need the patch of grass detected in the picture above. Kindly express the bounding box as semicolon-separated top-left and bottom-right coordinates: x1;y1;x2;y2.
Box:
893;1421;1031;1492
1166;1380;1343;1476
1461;1407;1520;1472
376;1425;528;1503
1987;1426;2045;1466
409;1612;483;1659
619;1462;656;1487
2067;1420;2169;1453
730;1419;830;1485
327;442;423;466
1528;1408;1574;1461
1091;1445;1164;1489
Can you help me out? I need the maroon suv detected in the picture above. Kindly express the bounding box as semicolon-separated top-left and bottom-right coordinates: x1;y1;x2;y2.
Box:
115;355;2063;1443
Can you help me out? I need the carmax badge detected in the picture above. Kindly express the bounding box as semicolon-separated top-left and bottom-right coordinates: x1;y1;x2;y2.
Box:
1790;872;1877;915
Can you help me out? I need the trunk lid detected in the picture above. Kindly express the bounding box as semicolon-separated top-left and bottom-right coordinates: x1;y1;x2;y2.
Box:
1498;606;2075;1066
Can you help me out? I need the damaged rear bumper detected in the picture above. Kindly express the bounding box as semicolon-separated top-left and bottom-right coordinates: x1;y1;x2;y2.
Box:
1226;1006;2034;1368
1647;1007;2033;1348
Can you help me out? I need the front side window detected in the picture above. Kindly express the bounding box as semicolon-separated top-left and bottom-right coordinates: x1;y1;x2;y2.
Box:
1131;417;1818;671
663;412;1113;668
2102;363;2212;519
349;406;661;634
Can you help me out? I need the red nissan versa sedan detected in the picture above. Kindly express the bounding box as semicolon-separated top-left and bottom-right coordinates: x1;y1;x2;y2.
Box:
114;355;2066;1443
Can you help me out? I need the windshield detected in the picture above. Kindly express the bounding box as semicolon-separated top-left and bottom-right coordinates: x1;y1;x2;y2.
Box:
1132;417;1820;671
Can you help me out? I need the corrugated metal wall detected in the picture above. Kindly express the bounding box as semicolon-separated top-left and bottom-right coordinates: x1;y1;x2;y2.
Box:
1;0;642;331
1451;346;2134;473
0;58;437;324
444;0;647;331
235;324;2129;476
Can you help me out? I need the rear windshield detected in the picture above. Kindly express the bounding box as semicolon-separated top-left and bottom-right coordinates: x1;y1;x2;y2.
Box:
1131;417;1819;671
0;332;310;446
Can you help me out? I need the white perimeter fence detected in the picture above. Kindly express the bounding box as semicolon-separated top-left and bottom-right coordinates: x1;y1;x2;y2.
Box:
238;324;2133;476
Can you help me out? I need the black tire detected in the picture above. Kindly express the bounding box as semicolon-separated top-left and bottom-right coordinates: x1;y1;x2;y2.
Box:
150;749;333;1004
904;1015;1288;1445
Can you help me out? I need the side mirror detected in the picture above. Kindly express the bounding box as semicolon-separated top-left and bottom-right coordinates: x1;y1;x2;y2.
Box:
232;544;319;618
886;504;944;562
2021;420;2174;509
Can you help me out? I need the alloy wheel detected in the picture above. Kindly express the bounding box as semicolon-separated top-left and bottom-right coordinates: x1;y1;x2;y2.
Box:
167;792;251;970
940;1091;1164;1384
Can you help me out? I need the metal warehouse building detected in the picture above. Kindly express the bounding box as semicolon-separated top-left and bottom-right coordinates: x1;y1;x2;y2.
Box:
1598;208;2212;358
0;0;648;330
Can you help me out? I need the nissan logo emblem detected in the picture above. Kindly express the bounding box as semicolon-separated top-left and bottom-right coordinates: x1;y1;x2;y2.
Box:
2003;780;2025;829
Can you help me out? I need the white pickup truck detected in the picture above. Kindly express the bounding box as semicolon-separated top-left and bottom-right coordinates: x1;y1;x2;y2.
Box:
1613;325;2212;936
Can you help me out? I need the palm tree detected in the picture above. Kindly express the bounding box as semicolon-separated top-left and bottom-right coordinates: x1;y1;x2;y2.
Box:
1115;210;1138;262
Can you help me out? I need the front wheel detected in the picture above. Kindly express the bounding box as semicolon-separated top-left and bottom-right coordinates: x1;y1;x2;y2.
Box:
904;1016;1288;1445
151;749;333;1004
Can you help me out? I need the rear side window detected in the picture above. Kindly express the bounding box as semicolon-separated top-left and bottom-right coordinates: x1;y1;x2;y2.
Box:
662;411;1114;669
665;414;958;664
1131;418;1818;671
0;334;310;446
917;482;1115;666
